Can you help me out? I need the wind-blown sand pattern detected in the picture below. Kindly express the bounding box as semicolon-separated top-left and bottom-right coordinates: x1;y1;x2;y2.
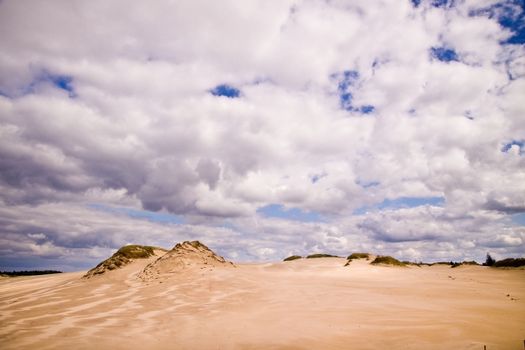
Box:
1;247;524;350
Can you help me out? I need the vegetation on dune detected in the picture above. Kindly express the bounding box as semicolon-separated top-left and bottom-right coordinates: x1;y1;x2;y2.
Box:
402;261;432;267
370;255;406;266
84;244;166;278
493;258;525;268
480;253;525;268
461;260;479;265
0;270;62;277
306;253;339;259
175;240;210;251
115;245;160;259
450;260;480;268
347;253;370;260
283;255;302;261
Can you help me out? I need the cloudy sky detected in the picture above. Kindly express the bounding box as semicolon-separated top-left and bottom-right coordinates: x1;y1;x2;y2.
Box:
1;0;524;271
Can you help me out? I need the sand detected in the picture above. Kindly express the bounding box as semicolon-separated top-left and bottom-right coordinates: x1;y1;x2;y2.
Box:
1;257;524;350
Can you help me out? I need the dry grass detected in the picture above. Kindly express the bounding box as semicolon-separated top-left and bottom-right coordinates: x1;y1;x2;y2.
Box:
306;253;339;259
371;255;406;267
283;255;302;261
347;253;370;260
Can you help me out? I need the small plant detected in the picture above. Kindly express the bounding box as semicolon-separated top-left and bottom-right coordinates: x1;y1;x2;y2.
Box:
370;255;406;266
283;255;302;262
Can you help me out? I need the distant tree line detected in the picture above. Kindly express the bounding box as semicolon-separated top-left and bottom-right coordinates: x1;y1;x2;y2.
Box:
0;270;62;277
484;254;525;267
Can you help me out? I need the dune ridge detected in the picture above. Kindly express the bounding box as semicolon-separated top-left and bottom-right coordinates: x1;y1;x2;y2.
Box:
138;240;235;281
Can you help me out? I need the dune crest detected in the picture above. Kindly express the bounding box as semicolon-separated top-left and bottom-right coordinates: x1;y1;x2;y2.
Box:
138;240;234;281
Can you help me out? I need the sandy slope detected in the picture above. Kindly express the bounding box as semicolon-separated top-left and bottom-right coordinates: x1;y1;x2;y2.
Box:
1;257;524;350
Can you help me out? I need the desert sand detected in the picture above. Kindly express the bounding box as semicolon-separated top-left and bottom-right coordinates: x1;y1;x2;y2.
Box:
1;244;524;350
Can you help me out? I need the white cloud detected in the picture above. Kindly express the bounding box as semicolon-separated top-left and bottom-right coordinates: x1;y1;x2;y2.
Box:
0;0;523;269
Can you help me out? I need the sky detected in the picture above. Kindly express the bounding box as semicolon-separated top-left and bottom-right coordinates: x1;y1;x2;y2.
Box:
0;0;524;271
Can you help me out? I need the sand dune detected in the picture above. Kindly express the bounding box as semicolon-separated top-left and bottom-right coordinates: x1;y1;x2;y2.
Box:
1;246;524;350
138;241;235;281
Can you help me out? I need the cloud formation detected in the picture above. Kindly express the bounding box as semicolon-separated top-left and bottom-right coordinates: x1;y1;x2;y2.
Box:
0;0;524;270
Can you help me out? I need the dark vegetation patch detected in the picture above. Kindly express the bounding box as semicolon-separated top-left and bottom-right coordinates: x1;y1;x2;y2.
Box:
347;252;370;260
116;245;159;259
451;260;480;268
493;258;525;268
0;270;62;277
371;255;406;266
306;253;339;259
402;261;432;267
283;255;302;261
483;253;496;266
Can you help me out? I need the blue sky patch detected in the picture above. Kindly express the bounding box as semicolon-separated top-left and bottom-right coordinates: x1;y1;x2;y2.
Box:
336;70;359;92
501;140;524;154
430;47;459;62
310;173;326;184
333;70;359;111
39;72;76;97
210;84;241;98
354;196;445;215
410;0;456;8
49;75;74;93
332;70;375;114
431;0;454;8
257;204;324;222
359;105;375;114
378;196;445;209
470;0;525;44
356;180;380;188
19;72;77;98
89;204;185;224
511;213;525;225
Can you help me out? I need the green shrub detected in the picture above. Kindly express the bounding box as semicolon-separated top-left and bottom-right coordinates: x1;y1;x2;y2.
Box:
347;253;370;260
493;258;525;268
306;253;339;259
283;255;302;262
370;255;406;266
